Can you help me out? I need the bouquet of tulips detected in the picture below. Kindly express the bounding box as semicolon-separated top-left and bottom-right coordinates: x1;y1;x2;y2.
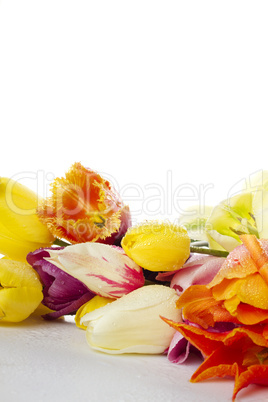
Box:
1;162;268;401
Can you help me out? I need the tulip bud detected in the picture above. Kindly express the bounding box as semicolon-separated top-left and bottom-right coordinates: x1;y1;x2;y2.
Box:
121;221;190;271
44;242;145;298
0;259;43;322
205;192;257;252
0;177;55;260
80;285;182;354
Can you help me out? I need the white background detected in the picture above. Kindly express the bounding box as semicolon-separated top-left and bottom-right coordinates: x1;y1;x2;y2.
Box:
1;3;268;401
1;0;268;224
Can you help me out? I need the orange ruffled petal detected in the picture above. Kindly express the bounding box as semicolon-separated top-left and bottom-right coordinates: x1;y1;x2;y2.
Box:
233;365;268;400
163;320;268;401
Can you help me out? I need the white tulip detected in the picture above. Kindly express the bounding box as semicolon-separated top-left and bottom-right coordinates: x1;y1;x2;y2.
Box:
80;285;182;354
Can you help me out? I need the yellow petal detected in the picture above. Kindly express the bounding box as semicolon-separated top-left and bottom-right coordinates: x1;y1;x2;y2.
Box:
0;259;43;322
0;177;54;260
121;221;190;272
0;287;42;322
75;295;115;329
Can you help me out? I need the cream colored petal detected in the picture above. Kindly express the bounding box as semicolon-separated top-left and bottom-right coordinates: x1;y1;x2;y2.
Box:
81;285;182;354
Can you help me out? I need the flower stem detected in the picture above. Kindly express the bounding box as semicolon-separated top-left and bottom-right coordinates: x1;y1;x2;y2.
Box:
190;245;229;258
53;238;71;247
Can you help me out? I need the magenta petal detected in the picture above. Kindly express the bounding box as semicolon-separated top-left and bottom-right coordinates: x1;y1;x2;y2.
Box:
27;248;95;319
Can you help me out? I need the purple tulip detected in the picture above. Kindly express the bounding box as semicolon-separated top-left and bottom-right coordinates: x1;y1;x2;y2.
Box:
27;248;95;320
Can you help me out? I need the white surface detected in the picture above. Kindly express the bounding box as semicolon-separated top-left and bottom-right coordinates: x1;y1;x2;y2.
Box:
0;315;267;402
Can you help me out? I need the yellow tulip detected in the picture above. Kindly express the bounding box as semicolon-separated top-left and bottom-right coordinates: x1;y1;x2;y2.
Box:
121;221;190;271
0;258;43;322
0;177;55;260
75;295;115;330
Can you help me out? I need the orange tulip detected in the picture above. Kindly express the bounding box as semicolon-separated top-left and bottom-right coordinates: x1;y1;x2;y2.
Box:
177;235;268;328
37;162;131;244
163;319;268;401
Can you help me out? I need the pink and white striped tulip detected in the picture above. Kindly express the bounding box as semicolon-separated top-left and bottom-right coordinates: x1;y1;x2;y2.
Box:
44;243;145;298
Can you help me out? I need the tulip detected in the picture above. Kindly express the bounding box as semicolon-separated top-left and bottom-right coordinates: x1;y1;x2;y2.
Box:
121;221;190;272
0;177;55;260
205;192;258;252
174;171;268;253
0;258;43;322
43;242;145;298
204;170;268;252
80;285;182;354
27;248;95;319
37;162;131;245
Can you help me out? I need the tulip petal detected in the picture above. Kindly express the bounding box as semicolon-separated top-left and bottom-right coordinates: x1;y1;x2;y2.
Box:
167;330;201;364
190;346;241;383
0;259;43;322
235;303;268;325
164;320;268;400
233;365;268;400
213;273;268;310
75;295;115;329
205;192;257;252
208;244;259;288
0;177;54;259
27;248;95;319
177;285;237;328
170;254;224;296
162;320;226;357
